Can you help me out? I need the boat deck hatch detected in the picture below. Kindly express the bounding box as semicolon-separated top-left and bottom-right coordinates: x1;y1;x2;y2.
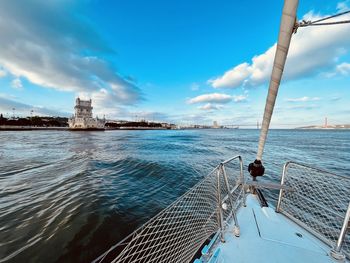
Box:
253;205;328;255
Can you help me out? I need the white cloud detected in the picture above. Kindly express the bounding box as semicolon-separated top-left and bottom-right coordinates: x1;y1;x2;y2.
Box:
232;95;248;102
321;62;350;78
77;89;126;118
0;96;69;117
188;93;248;106
336;62;350;75
129;111;170;122
0;69;6;77
172;113;213;124
285;96;320;102
337;1;350;12
11;78;23;89
76;89;166;120
286;104;318;110
190;83;200;91
208;63;252;88
330;96;341;101
0;1;141;106
188;93;233;104
198;103;224;111
209;4;350;89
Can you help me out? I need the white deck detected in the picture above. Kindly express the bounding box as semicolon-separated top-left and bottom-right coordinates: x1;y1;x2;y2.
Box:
210;194;339;263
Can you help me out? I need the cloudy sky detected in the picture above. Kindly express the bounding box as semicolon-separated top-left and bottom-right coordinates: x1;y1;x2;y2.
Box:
0;0;349;127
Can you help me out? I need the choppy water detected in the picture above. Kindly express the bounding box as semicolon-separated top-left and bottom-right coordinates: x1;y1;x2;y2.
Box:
0;129;349;262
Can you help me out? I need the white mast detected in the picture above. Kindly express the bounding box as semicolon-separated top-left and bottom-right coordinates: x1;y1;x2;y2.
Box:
256;0;299;160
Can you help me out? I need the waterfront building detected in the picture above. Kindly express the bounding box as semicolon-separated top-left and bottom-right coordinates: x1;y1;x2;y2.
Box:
68;98;105;130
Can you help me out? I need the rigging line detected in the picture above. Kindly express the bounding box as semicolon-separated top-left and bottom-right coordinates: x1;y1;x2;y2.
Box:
300;20;350;26
311;10;350;24
297;10;350;29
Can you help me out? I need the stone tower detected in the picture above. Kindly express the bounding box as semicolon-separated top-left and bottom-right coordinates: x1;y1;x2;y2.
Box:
74;98;93;118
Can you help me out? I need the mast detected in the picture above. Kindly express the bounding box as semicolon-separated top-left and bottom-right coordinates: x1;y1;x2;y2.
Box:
256;0;299;160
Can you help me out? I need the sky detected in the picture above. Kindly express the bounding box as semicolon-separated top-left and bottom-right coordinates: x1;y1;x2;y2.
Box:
0;0;349;128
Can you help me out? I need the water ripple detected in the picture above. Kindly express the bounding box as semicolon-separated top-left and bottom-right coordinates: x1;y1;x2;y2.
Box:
0;129;349;262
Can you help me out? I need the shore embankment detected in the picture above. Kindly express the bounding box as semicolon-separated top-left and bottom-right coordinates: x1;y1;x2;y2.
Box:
0;126;171;131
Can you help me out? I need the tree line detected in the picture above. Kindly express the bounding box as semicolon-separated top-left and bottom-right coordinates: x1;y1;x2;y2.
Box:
0;114;68;127
105;120;163;128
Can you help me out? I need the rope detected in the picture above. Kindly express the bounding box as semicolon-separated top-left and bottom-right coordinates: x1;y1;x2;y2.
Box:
295;10;350;31
311;10;350;24
301;20;350;26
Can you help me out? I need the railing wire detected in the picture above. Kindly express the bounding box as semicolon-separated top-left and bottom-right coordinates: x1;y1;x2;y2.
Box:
277;162;350;259
93;156;244;263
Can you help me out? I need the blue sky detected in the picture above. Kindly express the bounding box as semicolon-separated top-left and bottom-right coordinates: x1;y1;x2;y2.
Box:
0;0;349;127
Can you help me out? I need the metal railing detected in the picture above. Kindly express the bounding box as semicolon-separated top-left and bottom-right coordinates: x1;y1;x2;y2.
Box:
93;155;245;263
276;161;350;260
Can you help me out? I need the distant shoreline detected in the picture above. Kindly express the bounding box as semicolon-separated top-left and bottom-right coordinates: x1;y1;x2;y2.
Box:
0;125;169;131
296;128;350;130
296;127;350;130
1;125;350;131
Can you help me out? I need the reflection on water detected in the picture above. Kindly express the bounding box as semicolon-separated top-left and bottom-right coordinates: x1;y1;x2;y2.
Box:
0;129;349;262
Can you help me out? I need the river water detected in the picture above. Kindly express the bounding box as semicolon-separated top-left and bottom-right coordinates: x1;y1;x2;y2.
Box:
0;129;349;262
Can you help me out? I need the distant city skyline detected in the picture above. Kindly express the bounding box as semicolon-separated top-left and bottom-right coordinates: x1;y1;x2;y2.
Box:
0;0;349;128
